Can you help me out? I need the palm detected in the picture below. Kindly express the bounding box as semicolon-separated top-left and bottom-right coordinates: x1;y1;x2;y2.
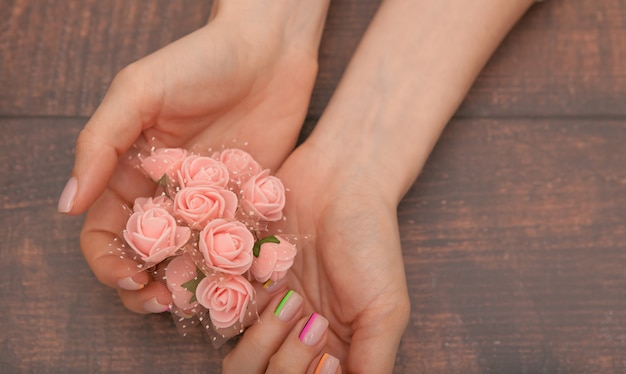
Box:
275;145;410;371
105;23;316;202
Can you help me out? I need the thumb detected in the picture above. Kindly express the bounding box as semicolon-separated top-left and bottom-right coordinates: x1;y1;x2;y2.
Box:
58;66;156;214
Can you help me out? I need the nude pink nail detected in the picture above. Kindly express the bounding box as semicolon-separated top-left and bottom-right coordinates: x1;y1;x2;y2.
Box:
299;313;328;346
58;177;77;213
117;276;145;291
274;290;303;322
143;298;170;313
315;353;340;374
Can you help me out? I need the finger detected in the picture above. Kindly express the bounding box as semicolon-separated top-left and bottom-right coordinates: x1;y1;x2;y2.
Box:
80;182;153;290
266;313;331;374
60;62;159;215
223;290;305;373
117;281;173;314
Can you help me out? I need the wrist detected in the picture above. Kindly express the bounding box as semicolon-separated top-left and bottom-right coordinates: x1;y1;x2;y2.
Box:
210;0;330;59
306;120;434;207
306;0;534;204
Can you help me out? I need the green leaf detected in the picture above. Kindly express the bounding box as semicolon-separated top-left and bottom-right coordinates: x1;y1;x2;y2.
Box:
156;174;173;198
157;174;168;187
253;235;281;257
181;269;206;303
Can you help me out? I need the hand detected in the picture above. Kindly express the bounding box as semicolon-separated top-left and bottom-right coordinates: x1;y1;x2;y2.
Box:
221;0;532;370
61;4;322;313
225;143;410;373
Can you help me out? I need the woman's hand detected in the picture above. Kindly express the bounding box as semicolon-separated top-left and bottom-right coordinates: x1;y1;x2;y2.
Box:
60;1;329;312
224;0;534;368
224;143;410;373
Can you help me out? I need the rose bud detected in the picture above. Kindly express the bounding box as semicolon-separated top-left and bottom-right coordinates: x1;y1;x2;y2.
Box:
214;148;262;182
251;236;296;283
178;155;230;189
123;208;191;264
242;170;285;221
140;148;187;182
199;219;254;275
196;274;255;329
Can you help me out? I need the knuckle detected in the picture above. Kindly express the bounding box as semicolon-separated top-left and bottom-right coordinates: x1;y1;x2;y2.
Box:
75;125;99;151
247;331;272;355
117;290;145;314
106;62;150;110
79;231;123;288
111;62;143;90
267;355;291;374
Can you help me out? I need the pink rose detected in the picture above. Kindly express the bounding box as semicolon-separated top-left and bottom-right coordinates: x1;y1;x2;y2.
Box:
165;254;200;312
242;170;286;221
214;148;262;182
250;236;296;283
123;208;191;264
195;274;255;329
133;195;174;214
140;148;187;182
174;186;238;229
199;219;254;275
178;155;230;188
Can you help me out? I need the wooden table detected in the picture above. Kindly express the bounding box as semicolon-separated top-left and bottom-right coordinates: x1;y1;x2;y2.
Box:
2;1;625;372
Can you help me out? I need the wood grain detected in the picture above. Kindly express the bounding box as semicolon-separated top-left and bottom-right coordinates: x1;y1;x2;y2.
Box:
3;1;625;118
0;0;212;116
1;0;626;372
458;0;626;117
397;118;626;373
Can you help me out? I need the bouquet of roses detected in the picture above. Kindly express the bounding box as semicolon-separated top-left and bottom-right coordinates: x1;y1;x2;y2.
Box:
117;147;298;347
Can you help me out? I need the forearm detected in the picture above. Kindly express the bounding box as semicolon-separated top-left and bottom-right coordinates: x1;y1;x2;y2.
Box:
308;0;534;204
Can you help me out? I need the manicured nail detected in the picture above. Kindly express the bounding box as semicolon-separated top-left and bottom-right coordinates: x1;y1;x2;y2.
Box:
315;353;340;374
263;279;274;289
299;313;328;346
263;278;285;293
58;177;77;213
118;276;145;291
143;297;170;313
274;290;303;322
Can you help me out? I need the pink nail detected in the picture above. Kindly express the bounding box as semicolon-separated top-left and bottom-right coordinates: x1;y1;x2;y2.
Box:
299;313;328;346
263;277;286;293
58;177;77;213
143;298;170;313
118;276;145;291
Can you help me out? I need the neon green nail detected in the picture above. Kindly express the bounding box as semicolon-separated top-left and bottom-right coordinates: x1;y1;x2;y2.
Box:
274;290;294;316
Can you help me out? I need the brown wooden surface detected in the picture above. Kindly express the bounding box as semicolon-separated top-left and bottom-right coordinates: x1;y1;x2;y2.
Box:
2;0;626;372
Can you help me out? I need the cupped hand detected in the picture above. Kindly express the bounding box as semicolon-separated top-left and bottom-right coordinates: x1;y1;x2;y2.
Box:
63;8;319;312
225;142;411;373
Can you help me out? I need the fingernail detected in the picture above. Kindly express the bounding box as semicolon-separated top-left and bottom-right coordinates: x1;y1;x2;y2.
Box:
315;353;340;374
299;313;328;346
263;279;275;289
143;297;170;313
118;276;145;291
263;277;285;293
58;177;77;213
274;290;302;322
